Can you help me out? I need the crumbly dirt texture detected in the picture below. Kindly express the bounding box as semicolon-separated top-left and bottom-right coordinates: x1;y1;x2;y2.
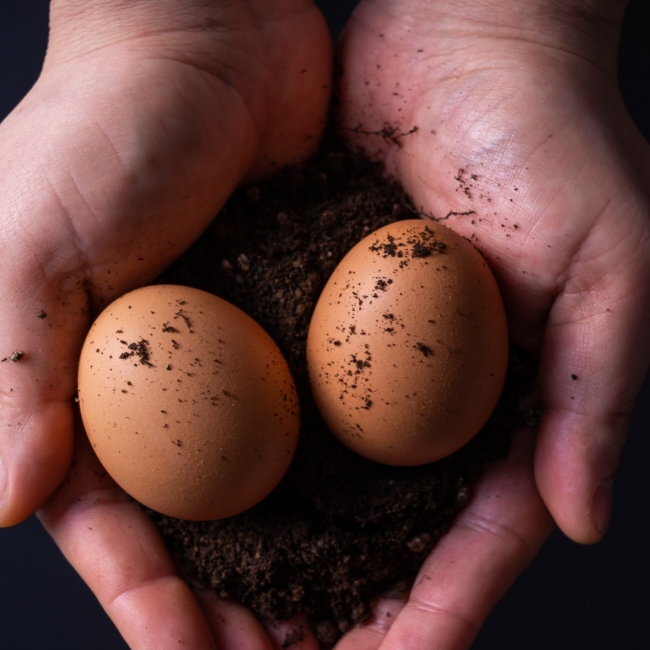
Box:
153;135;536;647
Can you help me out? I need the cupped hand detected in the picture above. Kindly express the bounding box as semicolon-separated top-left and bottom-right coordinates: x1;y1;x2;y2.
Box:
335;0;650;646
0;0;331;525
4;0;649;647
0;0;330;646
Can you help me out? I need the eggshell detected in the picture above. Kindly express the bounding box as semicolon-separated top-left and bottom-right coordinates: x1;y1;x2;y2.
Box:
78;285;299;520
307;219;508;466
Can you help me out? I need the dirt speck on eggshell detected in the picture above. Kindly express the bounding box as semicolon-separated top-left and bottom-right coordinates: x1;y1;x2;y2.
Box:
78;285;300;520
306;219;508;466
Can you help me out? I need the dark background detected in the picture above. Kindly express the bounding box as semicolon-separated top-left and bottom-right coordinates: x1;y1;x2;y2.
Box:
0;1;648;648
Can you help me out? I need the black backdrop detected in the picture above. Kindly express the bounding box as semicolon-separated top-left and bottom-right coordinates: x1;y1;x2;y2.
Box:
0;1;648;648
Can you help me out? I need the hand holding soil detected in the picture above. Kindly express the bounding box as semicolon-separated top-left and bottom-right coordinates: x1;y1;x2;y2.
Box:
1;1;649;649
335;0;650;640
0;1;332;648
334;0;650;641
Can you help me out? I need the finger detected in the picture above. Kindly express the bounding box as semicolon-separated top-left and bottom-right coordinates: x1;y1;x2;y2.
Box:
335;596;406;650
39;432;220;650
536;218;650;543
265;616;321;650
0;277;86;526
373;429;553;650
193;589;274;650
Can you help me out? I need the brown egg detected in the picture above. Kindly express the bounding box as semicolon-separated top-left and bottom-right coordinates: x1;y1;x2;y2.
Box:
307;219;508;466
78;285;299;520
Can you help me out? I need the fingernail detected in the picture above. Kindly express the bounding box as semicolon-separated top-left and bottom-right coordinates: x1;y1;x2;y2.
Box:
591;478;614;535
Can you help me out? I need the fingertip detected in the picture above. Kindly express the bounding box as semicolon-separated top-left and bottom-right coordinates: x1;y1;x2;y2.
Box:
335;596;406;650
265;616;320;650
591;477;614;537
0;457;7;514
193;590;274;650
0;402;74;527
534;408;620;545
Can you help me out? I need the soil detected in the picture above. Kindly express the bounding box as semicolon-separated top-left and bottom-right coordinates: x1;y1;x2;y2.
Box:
152;133;537;647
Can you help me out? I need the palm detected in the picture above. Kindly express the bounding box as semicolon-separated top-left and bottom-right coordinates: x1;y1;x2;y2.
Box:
339;0;648;343
31;1;332;312
338;0;650;538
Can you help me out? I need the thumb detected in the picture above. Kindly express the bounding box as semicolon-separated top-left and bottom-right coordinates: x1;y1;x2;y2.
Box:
535;207;650;543
0;272;84;526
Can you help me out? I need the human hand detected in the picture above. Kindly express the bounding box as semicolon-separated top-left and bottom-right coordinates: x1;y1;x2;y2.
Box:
3;0;644;644
335;0;650;646
0;0;331;646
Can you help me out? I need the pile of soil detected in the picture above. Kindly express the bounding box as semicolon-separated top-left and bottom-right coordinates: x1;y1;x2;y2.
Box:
153;134;536;647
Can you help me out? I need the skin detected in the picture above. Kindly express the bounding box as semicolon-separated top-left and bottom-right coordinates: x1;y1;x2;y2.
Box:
337;0;650;546
0;0;647;648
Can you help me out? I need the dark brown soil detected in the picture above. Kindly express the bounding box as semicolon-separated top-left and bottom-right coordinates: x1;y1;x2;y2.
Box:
153;134;536;647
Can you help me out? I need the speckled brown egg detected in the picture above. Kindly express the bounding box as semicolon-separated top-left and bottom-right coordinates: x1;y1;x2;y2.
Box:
307;219;508;466
78;285;300;520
